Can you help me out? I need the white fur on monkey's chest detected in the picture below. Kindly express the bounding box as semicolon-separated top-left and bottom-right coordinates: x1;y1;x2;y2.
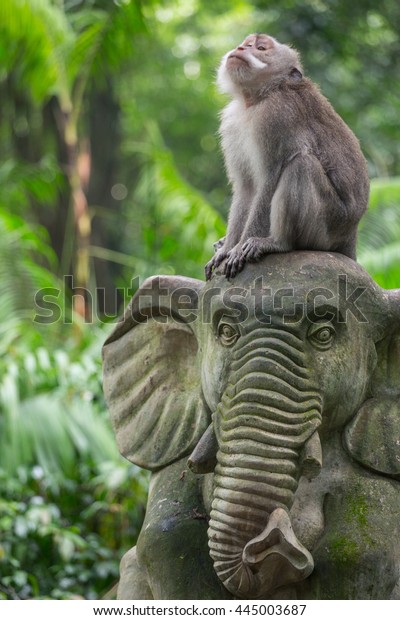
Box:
220;100;266;189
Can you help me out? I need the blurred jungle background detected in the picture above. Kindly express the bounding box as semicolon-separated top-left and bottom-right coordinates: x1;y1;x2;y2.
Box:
0;0;399;600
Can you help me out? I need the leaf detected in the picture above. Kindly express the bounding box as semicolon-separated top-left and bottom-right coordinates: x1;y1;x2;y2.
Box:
67;17;107;86
0;0;73;105
368;177;400;211
128;121;226;278
56;535;76;562
14;516;29;537
357;177;400;287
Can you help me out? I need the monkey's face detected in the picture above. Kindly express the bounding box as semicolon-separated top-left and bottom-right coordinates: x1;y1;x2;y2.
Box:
227;33;275;69
217;33;302;98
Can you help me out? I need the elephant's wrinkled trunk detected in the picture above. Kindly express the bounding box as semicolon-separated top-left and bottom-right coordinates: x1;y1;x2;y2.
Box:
208;328;322;598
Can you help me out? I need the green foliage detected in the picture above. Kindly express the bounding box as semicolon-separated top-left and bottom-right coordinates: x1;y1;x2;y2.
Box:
122;122;225;280
0;318;149;600
0;157;62;214
0;461;148;600
0;0;146;107
0;214;148;599
0;209;61;354
358;178;400;288
0;0;73;104
1;346;104;481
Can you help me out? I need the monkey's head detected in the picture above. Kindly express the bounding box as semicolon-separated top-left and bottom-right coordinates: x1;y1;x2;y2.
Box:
217;34;303;100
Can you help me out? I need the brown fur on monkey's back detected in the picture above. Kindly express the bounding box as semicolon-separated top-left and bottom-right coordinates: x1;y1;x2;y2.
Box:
262;77;370;220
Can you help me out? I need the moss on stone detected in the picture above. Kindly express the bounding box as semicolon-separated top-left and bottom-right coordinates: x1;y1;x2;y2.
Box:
345;494;369;528
330;537;360;564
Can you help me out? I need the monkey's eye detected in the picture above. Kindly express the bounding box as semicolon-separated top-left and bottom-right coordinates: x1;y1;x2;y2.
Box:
307;322;335;351
245;43;253;48
257;45;266;50
217;319;240;347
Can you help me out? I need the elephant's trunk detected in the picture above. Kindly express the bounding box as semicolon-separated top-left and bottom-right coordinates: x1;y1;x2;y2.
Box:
208;328;322;598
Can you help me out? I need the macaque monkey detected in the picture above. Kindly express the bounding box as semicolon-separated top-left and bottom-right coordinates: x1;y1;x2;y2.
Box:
205;34;369;280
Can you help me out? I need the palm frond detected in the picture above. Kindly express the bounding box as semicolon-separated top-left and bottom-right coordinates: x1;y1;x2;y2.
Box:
68;17;107;86
0;393;120;486
91;0;147;74
368;177;400;211
0;210;63;351
0;0;73;104
359;240;400;270
358;177;400;287
127;122;226;278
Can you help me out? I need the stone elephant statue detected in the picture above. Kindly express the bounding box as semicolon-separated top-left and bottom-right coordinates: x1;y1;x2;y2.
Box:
102;252;400;600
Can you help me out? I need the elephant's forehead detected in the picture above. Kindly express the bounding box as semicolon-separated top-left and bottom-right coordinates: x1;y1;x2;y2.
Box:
202;252;382;326
211;252;376;292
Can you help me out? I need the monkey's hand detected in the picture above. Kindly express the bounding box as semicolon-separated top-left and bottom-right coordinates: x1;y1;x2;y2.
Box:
205;248;228;281
224;237;279;278
241;236;278;262
223;245;246;279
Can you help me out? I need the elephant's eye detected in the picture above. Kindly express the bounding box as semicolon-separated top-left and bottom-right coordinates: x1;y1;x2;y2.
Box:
217;321;240;347
308;323;335;350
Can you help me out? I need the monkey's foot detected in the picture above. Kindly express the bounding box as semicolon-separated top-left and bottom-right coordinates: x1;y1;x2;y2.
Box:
241;236;279;262
223;248;246;279
205;259;214;281
205;249;228;280
224;237;281;278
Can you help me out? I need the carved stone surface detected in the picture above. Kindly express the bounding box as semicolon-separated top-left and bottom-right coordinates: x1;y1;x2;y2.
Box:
102;252;400;600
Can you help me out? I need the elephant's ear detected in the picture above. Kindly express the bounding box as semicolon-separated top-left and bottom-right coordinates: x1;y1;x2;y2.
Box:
344;289;400;479
102;275;209;471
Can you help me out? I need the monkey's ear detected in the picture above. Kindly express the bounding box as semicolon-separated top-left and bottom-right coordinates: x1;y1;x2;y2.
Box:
289;67;303;81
